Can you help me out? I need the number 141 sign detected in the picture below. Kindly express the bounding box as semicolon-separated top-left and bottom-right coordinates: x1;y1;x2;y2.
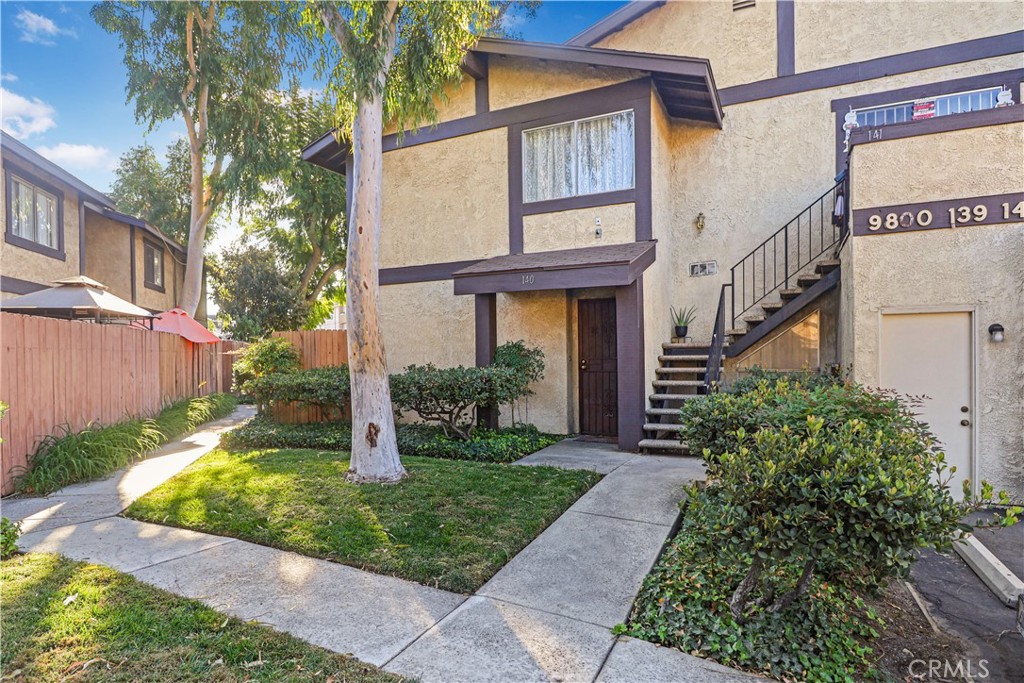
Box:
852;192;1024;236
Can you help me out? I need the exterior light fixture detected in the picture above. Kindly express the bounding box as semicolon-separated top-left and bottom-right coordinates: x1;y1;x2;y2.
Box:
695;212;706;231
988;323;1005;343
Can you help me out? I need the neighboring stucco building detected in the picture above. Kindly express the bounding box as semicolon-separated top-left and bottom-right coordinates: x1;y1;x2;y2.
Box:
1;131;204;319
304;1;1024;495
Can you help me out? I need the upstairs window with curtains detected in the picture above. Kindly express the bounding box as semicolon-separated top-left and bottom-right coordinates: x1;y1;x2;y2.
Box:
8;173;59;250
523;110;635;203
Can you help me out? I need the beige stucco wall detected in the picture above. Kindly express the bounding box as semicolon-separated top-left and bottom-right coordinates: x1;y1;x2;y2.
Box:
497;290;572;434
83;212;132;300
488;55;645;111
847;121;1024;494
522;203;634;253
593;0;778;88
0;154;81;288
380;279;475;373
795;1;1024;74
381;128;509;268
385;77;477;135
644;92;675;393
659;54;1023;343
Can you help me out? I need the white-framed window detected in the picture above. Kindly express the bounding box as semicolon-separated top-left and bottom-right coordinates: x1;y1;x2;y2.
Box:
9;174;59;250
522;110;635;203
853;86;1005;128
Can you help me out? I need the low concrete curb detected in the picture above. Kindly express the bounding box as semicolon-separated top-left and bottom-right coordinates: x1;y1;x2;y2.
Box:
953;534;1024;607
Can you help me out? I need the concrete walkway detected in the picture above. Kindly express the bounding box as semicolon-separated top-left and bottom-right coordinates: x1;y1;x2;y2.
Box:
6;425;763;682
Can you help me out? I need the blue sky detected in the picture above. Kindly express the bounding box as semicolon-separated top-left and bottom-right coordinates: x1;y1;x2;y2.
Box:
1;1;628;194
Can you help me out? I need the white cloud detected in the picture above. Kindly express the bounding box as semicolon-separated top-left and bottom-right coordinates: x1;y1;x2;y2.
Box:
1;73;17;83
15;9;77;46
35;143;116;171
1;87;57;138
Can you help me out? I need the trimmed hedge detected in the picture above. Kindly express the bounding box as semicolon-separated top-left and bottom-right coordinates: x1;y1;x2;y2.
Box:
223;416;563;463
249;366;350;418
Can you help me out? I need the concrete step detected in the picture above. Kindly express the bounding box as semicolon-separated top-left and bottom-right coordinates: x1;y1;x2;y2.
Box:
815;259;841;275
656;366;710;374
653;379;704;388
643;422;683;433
726;328;747;337
646;407;681;417
742;314;766;326
649;393;703;402
797;273;822;288
661;342;710;351
761;301;784;314
638;438;688;452
779;288;803;300
658;354;709;362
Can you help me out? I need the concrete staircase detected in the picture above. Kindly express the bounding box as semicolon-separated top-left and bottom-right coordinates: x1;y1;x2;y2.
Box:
726;259;840;345
638;342;721;454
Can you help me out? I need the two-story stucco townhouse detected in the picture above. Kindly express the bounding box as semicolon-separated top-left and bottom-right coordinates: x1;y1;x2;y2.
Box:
304;0;1024;496
1;131;204;319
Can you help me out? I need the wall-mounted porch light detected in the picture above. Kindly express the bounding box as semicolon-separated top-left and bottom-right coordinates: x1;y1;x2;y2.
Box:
988;323;1005;343
694;212;706;231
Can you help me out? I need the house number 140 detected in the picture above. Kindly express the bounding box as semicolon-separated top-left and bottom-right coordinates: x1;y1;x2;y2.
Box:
522;274;535;285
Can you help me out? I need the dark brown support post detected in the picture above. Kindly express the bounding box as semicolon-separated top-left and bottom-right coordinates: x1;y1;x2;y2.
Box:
475;293;498;429
615;277;645;450
78;194;86;275
129;224;137;304
633;92;653;241
777;0;795;77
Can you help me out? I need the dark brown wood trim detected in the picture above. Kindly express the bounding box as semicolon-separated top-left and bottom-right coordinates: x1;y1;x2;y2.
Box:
508;126;524;254
776;0;795;77
849;104;1024;149
78;193;86;275
833;69;1024;173
615;276;645;450
720;30;1024;106
474;293;498;429
851;192;1024;236
305;78;656;172
522;189;635;217
142;237;166;293
566;1;666;47
461;51;488;81
634;93;653;242
129;225;137;303
0;275;47;295
454;263;639;295
475;76;489;115
379;259;481;286
3;160;66;261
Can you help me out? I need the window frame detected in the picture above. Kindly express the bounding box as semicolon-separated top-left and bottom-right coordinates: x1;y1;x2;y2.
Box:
3;162;66;261
521;108;636;204
142;238;165;293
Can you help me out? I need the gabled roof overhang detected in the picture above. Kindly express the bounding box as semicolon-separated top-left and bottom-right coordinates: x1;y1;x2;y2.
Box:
302;38;722;173
565;1;666;47
451;241;656;295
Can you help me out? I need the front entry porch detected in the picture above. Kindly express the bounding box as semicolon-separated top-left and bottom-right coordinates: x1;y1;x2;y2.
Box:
453;242;655;450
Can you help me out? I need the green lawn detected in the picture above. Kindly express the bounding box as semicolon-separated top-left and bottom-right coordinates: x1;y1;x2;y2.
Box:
1;552;399;683
125;448;600;593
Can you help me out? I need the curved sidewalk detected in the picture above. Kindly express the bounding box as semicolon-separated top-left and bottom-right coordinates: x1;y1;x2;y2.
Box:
7;423;764;682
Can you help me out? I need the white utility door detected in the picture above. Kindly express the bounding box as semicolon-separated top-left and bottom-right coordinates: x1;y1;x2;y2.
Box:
879;312;973;499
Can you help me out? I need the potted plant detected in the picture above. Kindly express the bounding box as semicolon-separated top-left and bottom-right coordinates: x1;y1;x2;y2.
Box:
670;305;697;338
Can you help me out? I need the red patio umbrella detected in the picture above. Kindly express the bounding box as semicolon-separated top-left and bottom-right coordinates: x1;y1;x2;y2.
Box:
151;307;221;344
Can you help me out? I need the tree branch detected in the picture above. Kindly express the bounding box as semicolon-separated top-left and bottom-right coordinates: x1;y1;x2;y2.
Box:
308;262;342;302
319;3;356;56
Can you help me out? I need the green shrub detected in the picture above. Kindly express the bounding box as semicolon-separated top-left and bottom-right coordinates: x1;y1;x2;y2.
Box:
249;366;350;418
726;366;842;395
390;363;527;440
231;337;300;395
223;416;562;463
14;394;237;495
492;340;546;424
1;517;21;559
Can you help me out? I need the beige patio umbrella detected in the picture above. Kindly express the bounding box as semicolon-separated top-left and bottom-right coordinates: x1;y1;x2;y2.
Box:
0;276;155;324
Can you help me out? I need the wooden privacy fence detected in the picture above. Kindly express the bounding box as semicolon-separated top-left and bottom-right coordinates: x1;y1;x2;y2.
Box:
269;329;350;424
0;312;246;496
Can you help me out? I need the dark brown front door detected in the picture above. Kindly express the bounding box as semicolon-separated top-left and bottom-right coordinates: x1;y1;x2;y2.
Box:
578;298;618;436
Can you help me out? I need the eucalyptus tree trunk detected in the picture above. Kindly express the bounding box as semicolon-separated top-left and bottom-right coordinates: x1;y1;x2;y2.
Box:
344;86;406;484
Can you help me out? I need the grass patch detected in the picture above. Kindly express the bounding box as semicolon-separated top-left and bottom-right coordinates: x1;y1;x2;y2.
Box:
223;416;564;463
15;394;238;495
0;552;399;682
126;448;600;593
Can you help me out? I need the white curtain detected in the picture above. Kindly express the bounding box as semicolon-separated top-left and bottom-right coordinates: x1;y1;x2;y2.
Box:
12;180;34;240
523;110;634;203
36;191;57;248
577;111;634;196
523;122;574;203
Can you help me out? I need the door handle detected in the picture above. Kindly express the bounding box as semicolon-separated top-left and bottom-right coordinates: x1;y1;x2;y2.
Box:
961;419;970;426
